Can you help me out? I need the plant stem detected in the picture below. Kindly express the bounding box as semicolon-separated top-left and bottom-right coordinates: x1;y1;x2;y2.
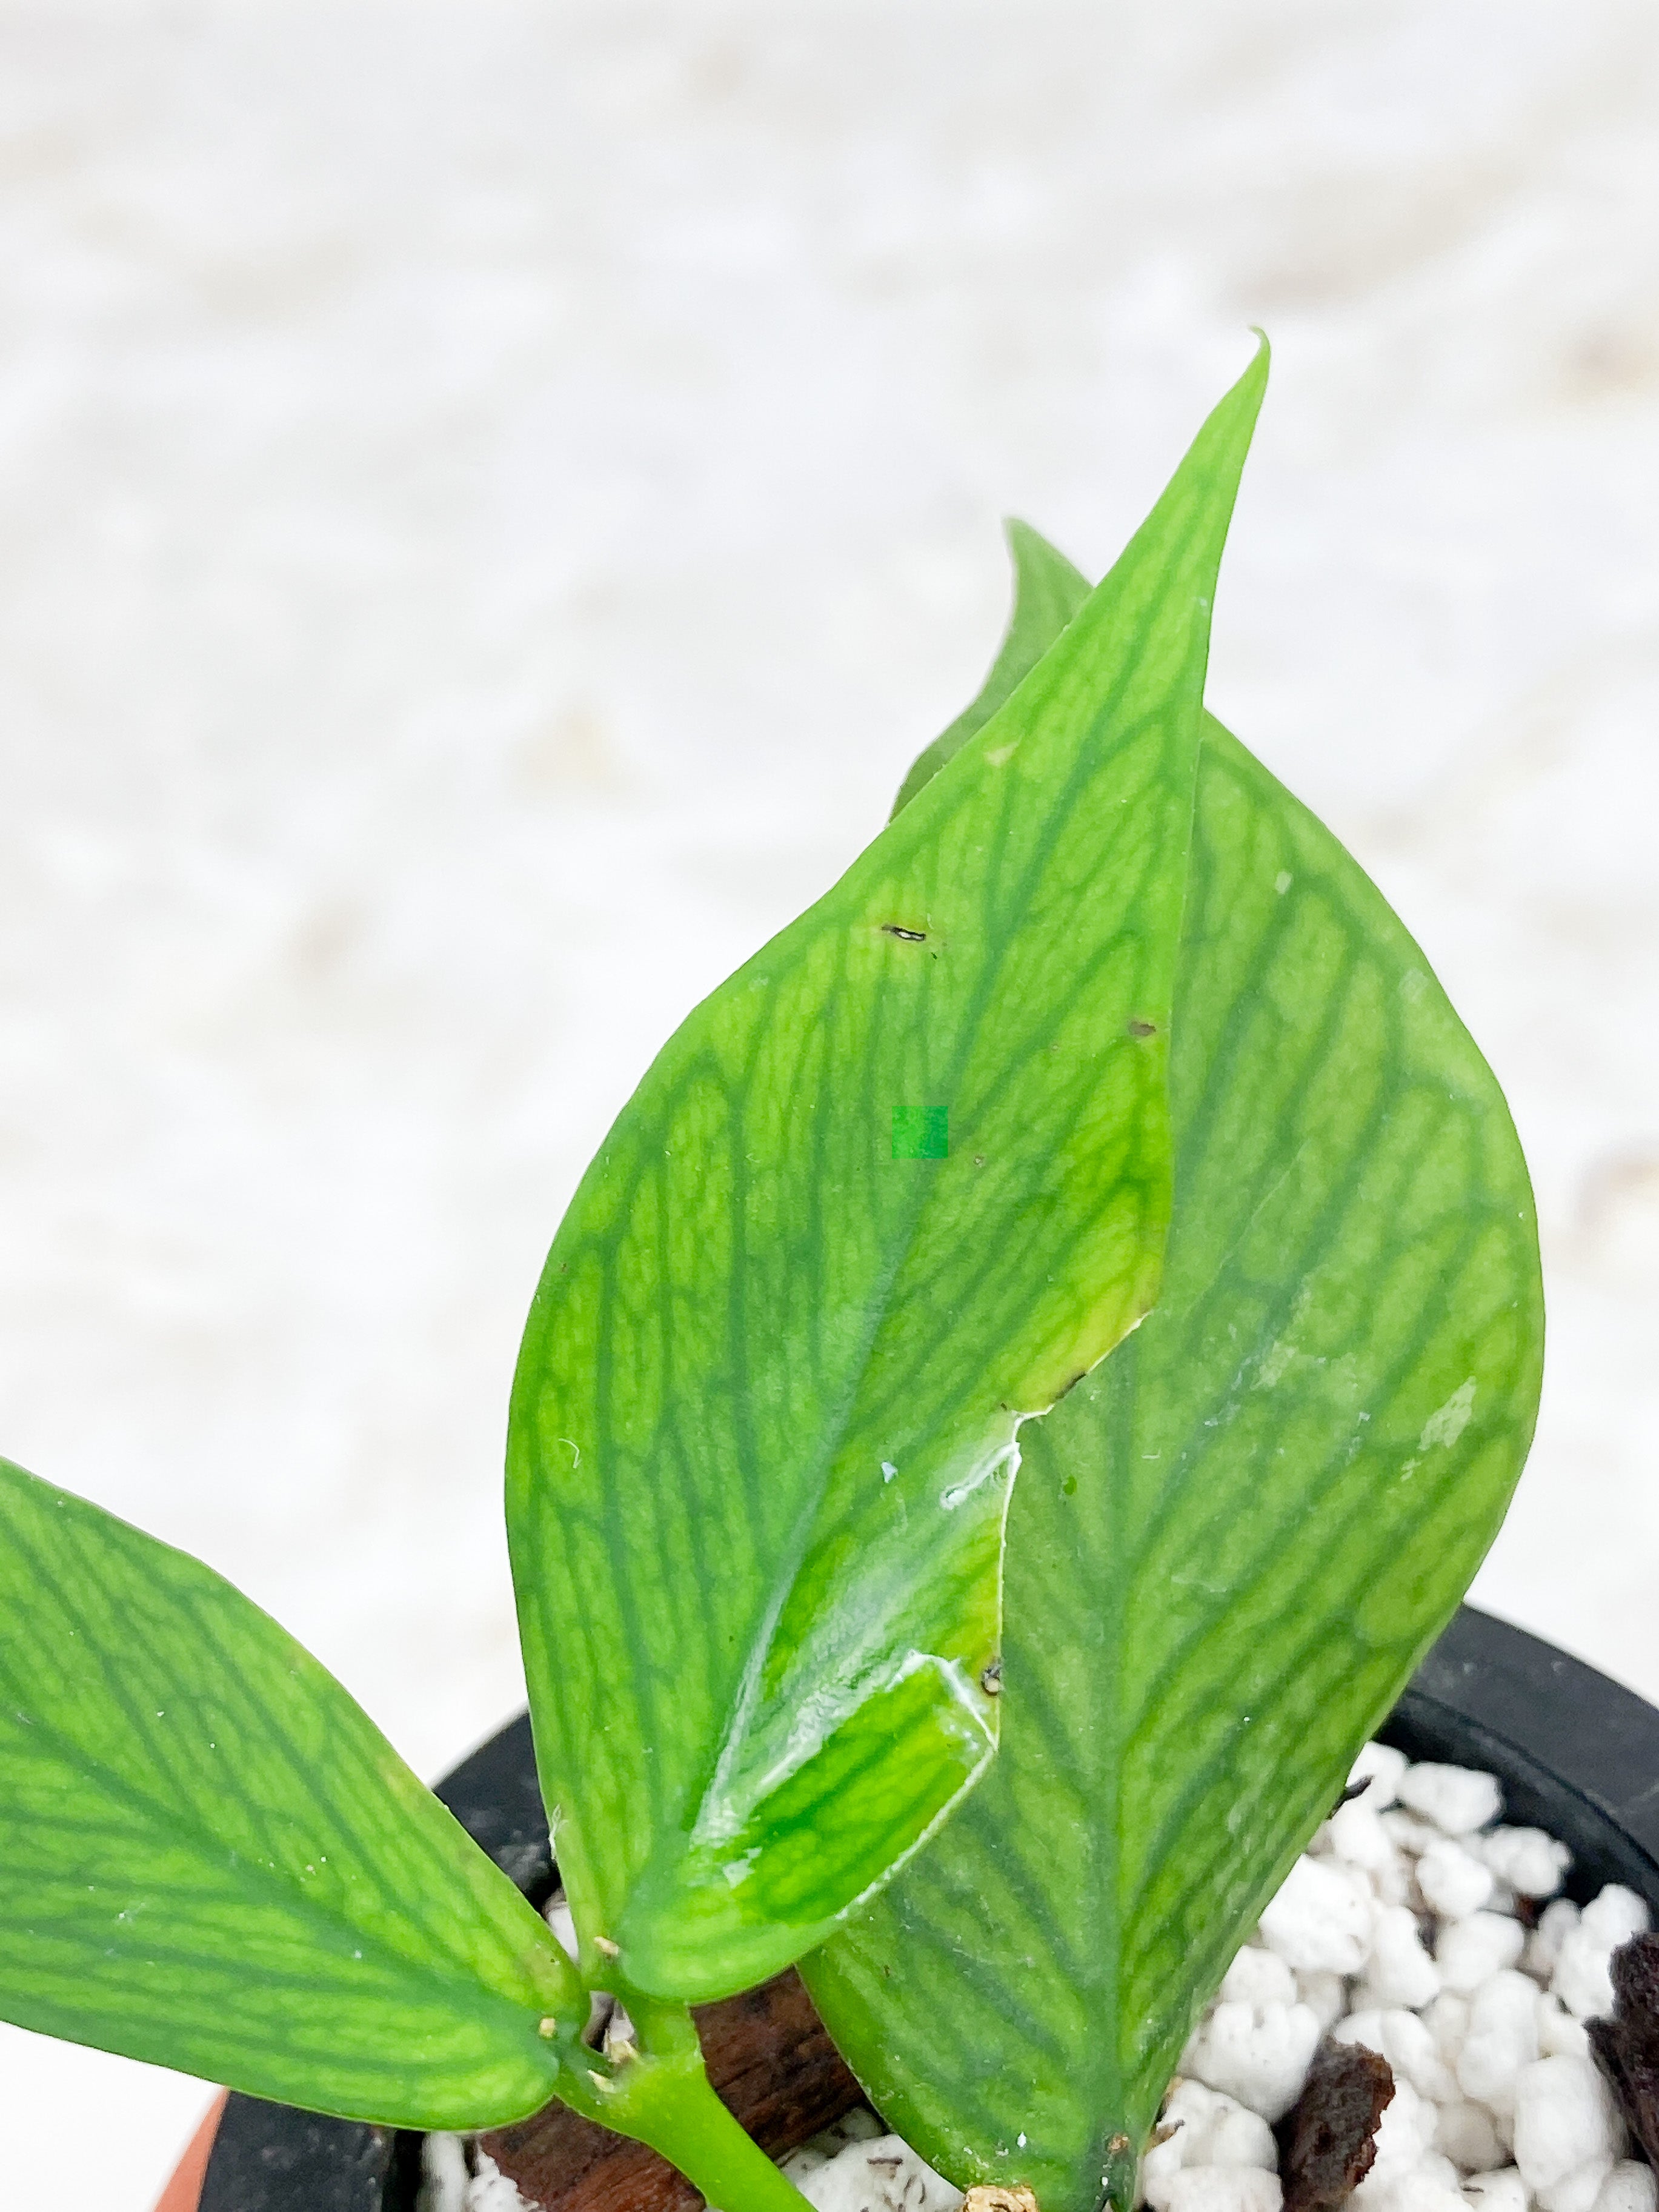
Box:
553;1991;814;2212
614;2055;817;2212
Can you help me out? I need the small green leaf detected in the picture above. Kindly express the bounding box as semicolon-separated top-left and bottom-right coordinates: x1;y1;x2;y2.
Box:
0;1458;582;2128
889;521;1092;818
508;348;1269;2004
805;580;1544;2208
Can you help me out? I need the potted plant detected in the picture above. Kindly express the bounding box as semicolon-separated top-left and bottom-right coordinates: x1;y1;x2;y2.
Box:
0;341;1565;2212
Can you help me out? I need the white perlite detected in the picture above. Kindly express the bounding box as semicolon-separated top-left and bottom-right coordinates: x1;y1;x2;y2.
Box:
417;2131;471;2212
466;2149;539;2212
414;2134;540;2212
1142;2080;1280;2212
782;2110;963;2212
1397;1767;1505;1839
1167;1747;1652;2212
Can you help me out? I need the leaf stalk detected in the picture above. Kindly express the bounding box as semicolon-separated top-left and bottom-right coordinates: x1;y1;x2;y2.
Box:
553;1990;814;2212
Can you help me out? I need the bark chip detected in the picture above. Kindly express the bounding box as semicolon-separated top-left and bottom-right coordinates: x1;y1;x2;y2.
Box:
1589;1931;1659;2168
1276;2039;1395;2212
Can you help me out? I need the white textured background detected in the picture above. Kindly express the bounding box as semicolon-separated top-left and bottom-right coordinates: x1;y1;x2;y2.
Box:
1;5;1656;2205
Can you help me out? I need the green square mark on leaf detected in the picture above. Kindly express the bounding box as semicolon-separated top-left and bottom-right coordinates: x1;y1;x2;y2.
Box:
892;1106;949;1161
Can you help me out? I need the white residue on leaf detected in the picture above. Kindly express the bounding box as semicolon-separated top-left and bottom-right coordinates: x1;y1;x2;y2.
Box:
1420;1378;1477;1452
1256;1338;1298;1389
940;1436;1017;1510
1252;1286;1312;1392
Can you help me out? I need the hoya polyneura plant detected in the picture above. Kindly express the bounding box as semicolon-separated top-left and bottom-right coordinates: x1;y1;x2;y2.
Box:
0;342;1544;2212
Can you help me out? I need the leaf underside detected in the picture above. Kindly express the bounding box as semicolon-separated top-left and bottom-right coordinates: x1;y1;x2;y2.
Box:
803;548;1544;2212
0;1459;578;2128
507;351;1269;2004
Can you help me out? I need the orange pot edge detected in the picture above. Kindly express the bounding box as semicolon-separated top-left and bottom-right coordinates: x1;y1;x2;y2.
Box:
152;2092;227;2212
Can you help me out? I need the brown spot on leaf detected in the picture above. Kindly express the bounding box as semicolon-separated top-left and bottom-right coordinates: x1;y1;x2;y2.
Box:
1127;1020;1157;1037
965;2190;1041;2212
1589;1932;1659;2168
881;923;928;942
1277;2040;1395;2212
980;1658;1003;1696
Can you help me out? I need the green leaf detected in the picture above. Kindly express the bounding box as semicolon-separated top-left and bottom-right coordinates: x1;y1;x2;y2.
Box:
803;588;1544;2210
507;347;1269;2005
0;1457;583;2129
889;522;1092;817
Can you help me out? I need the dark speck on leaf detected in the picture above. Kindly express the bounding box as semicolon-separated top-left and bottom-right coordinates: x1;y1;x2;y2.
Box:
1588;1933;1659;2167
1277;2040;1395;2212
881;924;928;942
980;1659;1003;1696
1128;1019;1157;1038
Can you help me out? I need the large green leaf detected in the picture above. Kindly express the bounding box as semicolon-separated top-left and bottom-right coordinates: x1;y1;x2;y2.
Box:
0;1457;583;2128
804;573;1544;2211
507;348;1268;2006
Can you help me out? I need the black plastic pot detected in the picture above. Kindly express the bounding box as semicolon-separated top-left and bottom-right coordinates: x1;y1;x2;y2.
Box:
195;1606;1659;2212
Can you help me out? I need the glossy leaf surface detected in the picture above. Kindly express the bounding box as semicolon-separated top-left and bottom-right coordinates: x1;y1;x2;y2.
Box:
0;1458;581;2128
508;350;1267;2004
804;575;1544;2212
